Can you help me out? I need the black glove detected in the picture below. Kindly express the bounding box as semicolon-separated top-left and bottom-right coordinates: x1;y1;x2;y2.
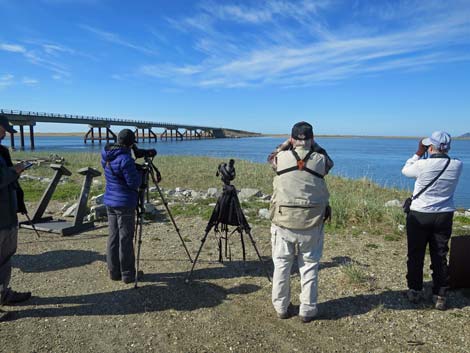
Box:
323;205;332;223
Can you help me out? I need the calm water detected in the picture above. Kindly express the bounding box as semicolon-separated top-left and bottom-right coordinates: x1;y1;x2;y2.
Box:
10;135;470;208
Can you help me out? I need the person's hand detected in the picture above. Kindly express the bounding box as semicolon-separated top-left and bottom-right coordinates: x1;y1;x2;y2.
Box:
279;139;292;151
416;139;427;157
14;163;25;174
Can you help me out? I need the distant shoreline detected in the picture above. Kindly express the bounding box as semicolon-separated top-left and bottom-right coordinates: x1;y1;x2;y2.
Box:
20;132;470;140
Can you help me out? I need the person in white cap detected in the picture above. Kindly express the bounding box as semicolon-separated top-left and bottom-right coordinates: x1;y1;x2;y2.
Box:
402;131;463;310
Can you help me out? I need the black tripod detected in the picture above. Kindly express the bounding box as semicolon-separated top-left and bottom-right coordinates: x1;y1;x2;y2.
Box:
186;160;271;283
134;156;193;288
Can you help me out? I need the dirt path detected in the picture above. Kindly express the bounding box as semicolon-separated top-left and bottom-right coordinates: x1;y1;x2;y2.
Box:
1;216;469;353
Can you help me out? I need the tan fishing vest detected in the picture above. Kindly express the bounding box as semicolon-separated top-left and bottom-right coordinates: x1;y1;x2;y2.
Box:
270;147;330;229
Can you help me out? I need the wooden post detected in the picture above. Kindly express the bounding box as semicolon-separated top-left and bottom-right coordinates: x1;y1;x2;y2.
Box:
19;125;25;150
9;132;15;149
29;124;35;150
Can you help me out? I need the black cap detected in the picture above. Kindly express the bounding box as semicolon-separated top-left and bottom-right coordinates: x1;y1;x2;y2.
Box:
117;129;136;146
0;114;17;133
291;121;313;140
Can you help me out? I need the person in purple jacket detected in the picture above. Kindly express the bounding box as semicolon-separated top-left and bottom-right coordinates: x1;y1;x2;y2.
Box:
101;129;141;283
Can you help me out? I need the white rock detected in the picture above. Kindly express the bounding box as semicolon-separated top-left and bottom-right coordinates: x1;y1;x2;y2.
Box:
149;186;158;192
465;210;470;217
91;193;105;205
61;202;72;212
207;188;219;198
384;199;402;207
63;203;78;217
92;179;103;187
90;204;107;219
238;188;262;200
144;203;157;215
258;208;270;219
260;194;271;201
398;224;405;232
175;187;185;193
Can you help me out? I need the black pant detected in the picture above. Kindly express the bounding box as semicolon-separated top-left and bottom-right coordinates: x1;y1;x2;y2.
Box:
406;210;453;296
106;206;136;281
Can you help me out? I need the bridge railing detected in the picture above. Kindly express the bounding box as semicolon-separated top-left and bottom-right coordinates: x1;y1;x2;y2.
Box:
1;109;219;130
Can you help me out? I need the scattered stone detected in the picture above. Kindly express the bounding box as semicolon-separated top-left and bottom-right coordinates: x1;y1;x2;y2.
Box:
90;204;107;220
91;193;105;205
61;202;72;212
208;203;216;207
238;188;262;200
207;188;219;198
260;194;271;201
175;187;185;193
397;224;405;232
144;203;157;215
465;210;470;217
384;199;401;207
149;186;158;192
92;179;103;187
63;203;78;217
258;208;270;219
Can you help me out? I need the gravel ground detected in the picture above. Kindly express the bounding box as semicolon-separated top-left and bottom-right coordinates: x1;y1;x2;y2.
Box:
1;210;469;353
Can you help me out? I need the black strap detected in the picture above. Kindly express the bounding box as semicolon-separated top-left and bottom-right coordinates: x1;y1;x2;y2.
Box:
276;150;324;179
412;157;451;200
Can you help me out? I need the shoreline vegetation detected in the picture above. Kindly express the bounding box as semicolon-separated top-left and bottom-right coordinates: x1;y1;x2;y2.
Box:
11;151;469;237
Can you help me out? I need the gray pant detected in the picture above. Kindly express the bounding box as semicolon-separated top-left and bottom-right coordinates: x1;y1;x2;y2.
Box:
271;223;324;318
0;227;18;302
106;207;136;280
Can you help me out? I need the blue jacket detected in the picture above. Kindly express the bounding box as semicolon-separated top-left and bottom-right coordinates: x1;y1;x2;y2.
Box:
101;144;141;208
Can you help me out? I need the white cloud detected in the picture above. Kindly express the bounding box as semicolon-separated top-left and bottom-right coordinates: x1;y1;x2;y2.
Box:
22;77;39;85
0;74;14;88
0;43;26;53
142;0;470;88
80;24;158;56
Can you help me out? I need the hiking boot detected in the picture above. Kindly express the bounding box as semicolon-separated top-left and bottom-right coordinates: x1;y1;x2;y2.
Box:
1;290;31;305
299;315;316;323
276;303;298;320
0;309;12;322
407;289;422;304
122;270;144;284
433;295;447;311
109;271;122;281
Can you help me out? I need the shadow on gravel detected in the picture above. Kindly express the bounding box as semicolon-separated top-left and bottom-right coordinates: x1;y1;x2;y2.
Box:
13;250;105;272
318;289;470;320
12;278;261;320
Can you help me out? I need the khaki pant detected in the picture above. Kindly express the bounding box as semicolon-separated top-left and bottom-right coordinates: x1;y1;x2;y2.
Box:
0;227;18;302
271;223;324;317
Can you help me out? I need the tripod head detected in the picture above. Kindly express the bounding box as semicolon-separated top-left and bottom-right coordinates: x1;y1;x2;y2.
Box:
216;159;236;185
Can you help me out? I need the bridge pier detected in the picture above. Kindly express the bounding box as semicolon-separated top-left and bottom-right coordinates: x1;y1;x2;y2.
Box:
7;122;36;150
84;125;115;145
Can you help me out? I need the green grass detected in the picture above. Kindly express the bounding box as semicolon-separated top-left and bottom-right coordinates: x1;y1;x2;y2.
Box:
12;150;412;234
341;263;370;285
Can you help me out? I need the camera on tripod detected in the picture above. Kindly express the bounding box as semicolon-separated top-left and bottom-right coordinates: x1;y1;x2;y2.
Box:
216;159;236;184
132;145;157;159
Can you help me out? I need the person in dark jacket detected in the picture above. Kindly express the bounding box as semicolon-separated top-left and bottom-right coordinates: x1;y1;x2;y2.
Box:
101;129;141;283
0;114;32;322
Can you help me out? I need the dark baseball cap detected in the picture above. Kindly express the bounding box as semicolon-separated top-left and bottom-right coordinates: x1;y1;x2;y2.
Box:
291;121;313;140
117;128;136;146
0;114;17;133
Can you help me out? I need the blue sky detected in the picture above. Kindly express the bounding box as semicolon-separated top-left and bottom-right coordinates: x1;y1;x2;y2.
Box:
0;0;469;136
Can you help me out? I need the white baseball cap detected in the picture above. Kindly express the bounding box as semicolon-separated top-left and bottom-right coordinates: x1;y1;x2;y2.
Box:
422;131;451;151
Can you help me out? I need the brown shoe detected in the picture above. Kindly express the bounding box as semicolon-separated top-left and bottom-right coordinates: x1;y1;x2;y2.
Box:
276;303;298;320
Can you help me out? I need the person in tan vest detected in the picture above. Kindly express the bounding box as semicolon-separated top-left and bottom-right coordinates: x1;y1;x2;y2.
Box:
268;121;333;323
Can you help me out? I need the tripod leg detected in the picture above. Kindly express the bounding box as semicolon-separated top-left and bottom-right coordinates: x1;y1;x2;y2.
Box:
151;178;193;263
185;230;211;283
134;212;145;289
240;229;246;262
218;237;223;263
246;230;271;282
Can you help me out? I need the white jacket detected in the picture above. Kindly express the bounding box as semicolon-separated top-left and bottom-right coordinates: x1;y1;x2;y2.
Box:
402;154;463;212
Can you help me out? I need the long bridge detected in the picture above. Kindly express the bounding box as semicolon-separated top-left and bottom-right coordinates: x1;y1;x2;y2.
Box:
1;109;260;150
